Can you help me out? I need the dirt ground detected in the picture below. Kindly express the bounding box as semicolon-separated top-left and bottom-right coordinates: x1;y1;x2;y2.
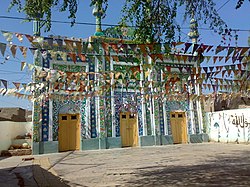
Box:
44;143;250;187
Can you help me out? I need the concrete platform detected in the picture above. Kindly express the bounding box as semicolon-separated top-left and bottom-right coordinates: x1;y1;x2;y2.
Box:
1;143;250;186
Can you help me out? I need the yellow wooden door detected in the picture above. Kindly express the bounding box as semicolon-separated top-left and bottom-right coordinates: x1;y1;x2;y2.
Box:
69;114;80;150
59;114;70;151
128;113;138;147
170;112;188;144
59;114;80;151
120;112;138;147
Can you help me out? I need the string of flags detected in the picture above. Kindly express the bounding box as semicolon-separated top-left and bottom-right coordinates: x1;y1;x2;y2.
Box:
0;30;250;61
1;30;250;102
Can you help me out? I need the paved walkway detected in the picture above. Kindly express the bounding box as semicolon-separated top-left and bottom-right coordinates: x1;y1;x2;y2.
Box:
1;143;250;186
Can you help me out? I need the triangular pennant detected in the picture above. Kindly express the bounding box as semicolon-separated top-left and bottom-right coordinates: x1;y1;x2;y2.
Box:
176;54;181;62
75;41;82;54
206;45;213;53
166;66;171;72
55;38;63;47
239;47;249;56
232;57;237;63
44;37;53;47
206;56;211;63
232;47;242;57
156;54;164;61
238;56;244;63
213;56;218;64
225;56;230;63
207;84;211;90
178;67;183;73
13;82;21;89
138;44;148;55
21;61;26;71
225;65;230;71
10;44;17;58
105;55;110;62
212;85;217;92
82;42;88;53
1;79;7;89
184;43;192;53
209;67;214;72
101;42;109;54
22;83;27;91
182;55;187;63
110;43;119;53
79;54;86;62
25;34;34;43
0;42;7;56
231;64;236;71
215;45;225;55
15;33;24;42
68;53;77;63
192;44;199;54
19;46;27;58
237;64;242;71
1;31;13;42
149;54;158;62
112;55;119;62
227;47;234;57
203;67;208;73
64;39;74;51
188;56;193;62
203;84;207;89
219;56;224;62
27;63;34;71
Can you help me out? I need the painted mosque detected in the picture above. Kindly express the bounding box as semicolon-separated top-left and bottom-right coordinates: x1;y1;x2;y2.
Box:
32;6;207;154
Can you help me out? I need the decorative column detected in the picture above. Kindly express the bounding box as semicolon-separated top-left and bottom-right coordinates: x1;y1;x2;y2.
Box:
92;2;104;36
188;14;203;134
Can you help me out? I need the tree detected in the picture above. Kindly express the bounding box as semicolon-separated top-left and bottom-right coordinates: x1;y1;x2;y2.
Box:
8;0;108;32
120;0;227;42
8;0;249;42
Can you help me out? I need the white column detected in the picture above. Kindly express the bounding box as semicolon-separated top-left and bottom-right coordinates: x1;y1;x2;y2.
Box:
196;83;203;133
110;60;116;137
163;99;168;135
140;63;147;136
189;84;195;134
48;100;53;141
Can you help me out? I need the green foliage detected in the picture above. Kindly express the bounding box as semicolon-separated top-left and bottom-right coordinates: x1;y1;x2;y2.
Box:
8;0;248;42
8;0;78;32
236;0;250;9
121;0;227;43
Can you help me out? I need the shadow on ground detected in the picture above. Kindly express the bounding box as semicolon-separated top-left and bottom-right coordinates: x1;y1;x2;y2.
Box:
125;150;250;187
0;164;70;187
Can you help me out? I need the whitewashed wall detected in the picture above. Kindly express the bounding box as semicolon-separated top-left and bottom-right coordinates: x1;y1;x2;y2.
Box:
0;121;32;152
207;108;250;143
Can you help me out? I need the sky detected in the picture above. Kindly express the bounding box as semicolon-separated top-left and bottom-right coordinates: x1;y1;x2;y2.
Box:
0;0;249;110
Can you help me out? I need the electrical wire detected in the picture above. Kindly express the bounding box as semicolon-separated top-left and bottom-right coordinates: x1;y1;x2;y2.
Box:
0;15;249;32
217;0;232;12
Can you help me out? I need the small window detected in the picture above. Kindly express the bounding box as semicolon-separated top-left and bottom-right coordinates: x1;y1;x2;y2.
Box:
62;116;67;120
122;115;126;119
178;114;183;118
129;114;135;119
171;114;175;118
71;115;77;120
